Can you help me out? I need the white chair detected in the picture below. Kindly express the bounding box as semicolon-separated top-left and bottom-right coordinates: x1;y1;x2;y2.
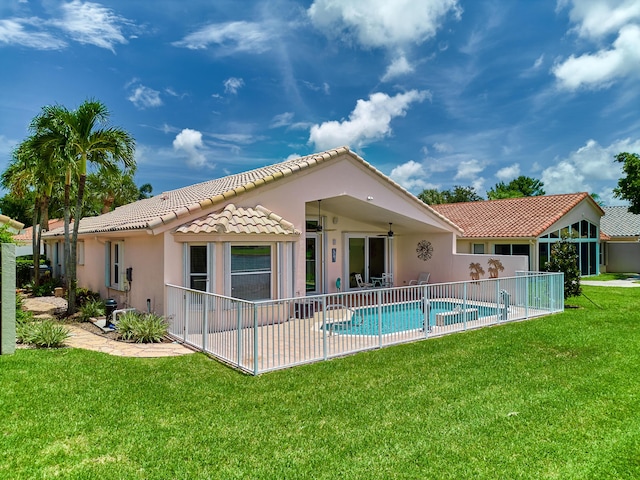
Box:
381;272;394;287
354;273;373;289
409;272;430;285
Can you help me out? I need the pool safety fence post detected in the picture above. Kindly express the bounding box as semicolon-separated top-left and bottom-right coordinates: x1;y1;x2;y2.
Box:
423;285;430;337
1;243;16;355
253;303;259;375
377;289;383;348
463;282;468;330
321;296;328;361
184;291;190;343
237;302;242;370
202;294;209;352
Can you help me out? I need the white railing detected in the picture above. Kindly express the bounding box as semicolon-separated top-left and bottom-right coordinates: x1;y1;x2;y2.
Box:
166;272;564;375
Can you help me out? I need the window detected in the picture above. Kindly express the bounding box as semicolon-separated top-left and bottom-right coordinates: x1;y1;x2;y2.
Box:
230;245;271;300
538;219;599;275
473;244;485;254
189;245;208;291
494;244;511;255
105;241;125;290
77;241;85;265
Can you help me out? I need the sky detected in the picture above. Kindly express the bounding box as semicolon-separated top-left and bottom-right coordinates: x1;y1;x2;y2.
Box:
1;0;640;205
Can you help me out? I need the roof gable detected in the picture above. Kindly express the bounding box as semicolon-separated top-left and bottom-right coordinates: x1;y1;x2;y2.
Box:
44;146;459;236
431;193;601;238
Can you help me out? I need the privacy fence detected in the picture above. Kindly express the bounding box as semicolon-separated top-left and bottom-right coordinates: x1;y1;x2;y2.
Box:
166;271;564;375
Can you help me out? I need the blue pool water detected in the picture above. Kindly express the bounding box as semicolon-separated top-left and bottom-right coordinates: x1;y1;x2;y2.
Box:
326;301;499;335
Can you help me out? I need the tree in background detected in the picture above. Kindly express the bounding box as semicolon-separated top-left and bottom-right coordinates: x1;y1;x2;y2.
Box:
613;152;640;213
418;185;483;204
487;176;545;200
84;166;139;216
545;234;581;299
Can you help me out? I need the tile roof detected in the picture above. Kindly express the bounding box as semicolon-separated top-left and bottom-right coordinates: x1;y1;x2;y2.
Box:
44;146;459;237
601;206;640;237
13;219;64;242
431;192;599;238
175;204;300;235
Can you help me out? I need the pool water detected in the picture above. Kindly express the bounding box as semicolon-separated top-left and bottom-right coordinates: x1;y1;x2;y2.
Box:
327;301;499;335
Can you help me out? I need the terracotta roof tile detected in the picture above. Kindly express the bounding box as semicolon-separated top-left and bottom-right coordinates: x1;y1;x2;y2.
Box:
175;204;300;236
431;193;599;238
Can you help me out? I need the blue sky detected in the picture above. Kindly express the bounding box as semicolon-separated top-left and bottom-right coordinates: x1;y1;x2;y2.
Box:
1;0;640;204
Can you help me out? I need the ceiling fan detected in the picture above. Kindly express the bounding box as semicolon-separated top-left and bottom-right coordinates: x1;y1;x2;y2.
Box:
377;222;395;237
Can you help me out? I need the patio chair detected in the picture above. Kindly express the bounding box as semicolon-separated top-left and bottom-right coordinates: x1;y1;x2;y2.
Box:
381;272;394;287
409;272;430;285
354;273;373;289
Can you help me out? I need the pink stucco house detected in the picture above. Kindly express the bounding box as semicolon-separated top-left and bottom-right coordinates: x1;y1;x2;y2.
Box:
43;147;527;315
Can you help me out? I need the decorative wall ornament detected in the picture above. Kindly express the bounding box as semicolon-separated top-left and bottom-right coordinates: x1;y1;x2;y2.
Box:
469;262;485;281
416;240;433;262
487;258;505;278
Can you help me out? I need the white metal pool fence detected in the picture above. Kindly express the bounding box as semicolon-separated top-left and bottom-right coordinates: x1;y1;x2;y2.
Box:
166;271;564;374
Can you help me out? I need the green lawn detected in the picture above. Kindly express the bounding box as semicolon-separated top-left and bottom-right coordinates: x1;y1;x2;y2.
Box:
2;286;640;479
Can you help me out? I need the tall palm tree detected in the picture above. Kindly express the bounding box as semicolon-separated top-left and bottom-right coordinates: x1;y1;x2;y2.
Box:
2;136;59;287
33;100;135;314
85;165;138;216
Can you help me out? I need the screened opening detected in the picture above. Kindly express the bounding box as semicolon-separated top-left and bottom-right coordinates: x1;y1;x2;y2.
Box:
231;245;272;301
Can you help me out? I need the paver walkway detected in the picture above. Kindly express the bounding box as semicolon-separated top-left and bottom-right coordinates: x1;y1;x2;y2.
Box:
582;279;640;288
65;325;195;357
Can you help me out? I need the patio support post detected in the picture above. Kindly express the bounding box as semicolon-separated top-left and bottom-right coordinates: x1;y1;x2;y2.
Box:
253;303;259;375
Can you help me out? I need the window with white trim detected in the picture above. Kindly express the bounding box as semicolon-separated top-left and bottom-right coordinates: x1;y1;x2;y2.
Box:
189;245;208;291
105;241;125;290
77;241;85;265
230;245;272;301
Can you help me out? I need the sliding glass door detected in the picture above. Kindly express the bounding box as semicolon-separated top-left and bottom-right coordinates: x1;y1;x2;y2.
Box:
347;235;387;288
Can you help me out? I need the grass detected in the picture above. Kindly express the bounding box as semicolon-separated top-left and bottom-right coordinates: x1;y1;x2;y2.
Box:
2;286;640;479
586;272;640;281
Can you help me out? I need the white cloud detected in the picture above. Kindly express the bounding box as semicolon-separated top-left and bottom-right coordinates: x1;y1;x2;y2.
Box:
541;138;640;194
433;142;453;153
454;159;484;181
381;55;415;82
53;0;129;52
553;24;640;90
308;0;461;49
533;54;544;69
223;77;244;95
173;21;272;54
128;84;162;109
495;163;520;181
559;0;640;40
389;160;433;193
0;18;67;49
270;112;294;128
309;90;430;150
173;128;207;168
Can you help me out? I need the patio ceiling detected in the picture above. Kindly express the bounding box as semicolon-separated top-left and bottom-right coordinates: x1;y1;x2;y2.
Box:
309;195;451;235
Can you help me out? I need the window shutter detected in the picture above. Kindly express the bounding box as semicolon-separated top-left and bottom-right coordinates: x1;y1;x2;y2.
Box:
105;241;111;287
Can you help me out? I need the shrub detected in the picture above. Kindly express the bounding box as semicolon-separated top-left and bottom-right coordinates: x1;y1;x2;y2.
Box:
28;278;63;298
76;288;100;307
545;234;581;299
17;320;69;348
79;298;105;322
116;311;168;343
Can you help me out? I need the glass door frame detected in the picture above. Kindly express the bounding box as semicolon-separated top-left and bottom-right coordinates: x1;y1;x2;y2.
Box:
343;233;391;290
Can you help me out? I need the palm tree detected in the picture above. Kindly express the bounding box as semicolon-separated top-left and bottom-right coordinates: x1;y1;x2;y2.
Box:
33;100;135;314
2;136;59;287
85;165;139;215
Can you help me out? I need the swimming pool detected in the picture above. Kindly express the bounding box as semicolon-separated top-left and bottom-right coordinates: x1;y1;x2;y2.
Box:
326;300;499;335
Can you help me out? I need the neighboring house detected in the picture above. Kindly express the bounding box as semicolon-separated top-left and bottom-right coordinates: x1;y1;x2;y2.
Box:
13;219;65;258
43;147;527;315
600;206;640;273
431;192;604;276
